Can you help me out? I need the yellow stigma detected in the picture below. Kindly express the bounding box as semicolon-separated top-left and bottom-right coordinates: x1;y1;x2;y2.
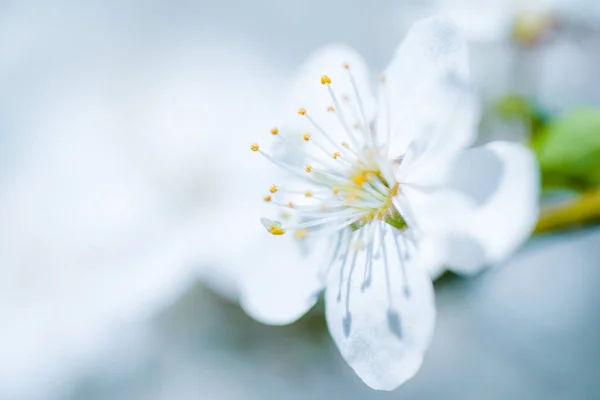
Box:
269;185;278;193
305;191;313;197
332;151;340;159
298;108;306;115
303;133;311;141
269;225;285;235
343;62;349;69
270;127;279;135
327;105;335;112
333;187;340;195
304;164;313;173
321;75;331;85
295;228;308;240
250;143;260;152
264;195;272;202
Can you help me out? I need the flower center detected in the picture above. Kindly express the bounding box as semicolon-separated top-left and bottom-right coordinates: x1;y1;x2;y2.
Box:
251;66;406;239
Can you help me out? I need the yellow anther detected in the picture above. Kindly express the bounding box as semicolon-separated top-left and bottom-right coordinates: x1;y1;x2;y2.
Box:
343;62;350;69
269;225;286;235
327;105;335;112
270;127;279;135
304;164;313;173
250;143;260;152
295;228;308;240
264;195;272;202
333;187;340;195
270;185;278;193
303;133;311;141
288;201;294;208
298;108;306;115
353;174;367;186
332;152;341;159
305;191;313;197
341;142;349;149
321;75;331;85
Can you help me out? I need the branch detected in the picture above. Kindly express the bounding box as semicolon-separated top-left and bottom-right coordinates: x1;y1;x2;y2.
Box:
534;190;600;234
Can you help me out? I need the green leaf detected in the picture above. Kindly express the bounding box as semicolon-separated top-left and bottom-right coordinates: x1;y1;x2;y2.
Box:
534;108;600;191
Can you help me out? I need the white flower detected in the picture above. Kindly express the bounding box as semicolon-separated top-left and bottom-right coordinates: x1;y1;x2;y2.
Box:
242;16;539;390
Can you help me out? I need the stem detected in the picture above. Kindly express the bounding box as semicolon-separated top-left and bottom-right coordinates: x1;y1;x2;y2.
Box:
534;190;600;234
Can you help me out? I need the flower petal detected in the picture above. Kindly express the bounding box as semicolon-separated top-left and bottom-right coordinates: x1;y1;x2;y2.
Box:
238;229;332;325
446;141;540;267
395;185;476;234
396;79;480;186
285;44;376;148
380;16;470;157
325;223;438;390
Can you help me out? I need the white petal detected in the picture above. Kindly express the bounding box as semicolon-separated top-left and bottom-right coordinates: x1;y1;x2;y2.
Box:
238;231;332;326
325;224;438;390
285;44;376;147
396;80;480;186
447;141;540;269
395;185;476;234
380;16;470;157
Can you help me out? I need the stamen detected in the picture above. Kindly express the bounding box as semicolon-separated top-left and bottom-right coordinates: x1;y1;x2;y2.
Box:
380;78;392;156
261;218;286;236
305;132;352;165
345;63;375;146
270;127;279;136
392;232;411;298
301;110;355;157
318;230;345;280
324;80;361;150
379;222;394;308
344;228;364;327
336;231;354;302
361;222;376;290
274;130;340;170
250;143;259;152
270;185;278;193
255;148;323;185
295;228;308;239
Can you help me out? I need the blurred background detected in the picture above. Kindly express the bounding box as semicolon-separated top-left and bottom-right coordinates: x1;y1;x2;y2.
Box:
1;0;600;399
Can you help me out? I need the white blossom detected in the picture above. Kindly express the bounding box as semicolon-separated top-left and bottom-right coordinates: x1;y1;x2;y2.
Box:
239;16;539;390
